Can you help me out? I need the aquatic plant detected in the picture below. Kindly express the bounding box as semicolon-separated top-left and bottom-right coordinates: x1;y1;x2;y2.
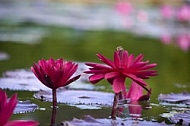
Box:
115;1;133;15
31;58;80;125
85;46;157;119
0;90;38;126
126;81;151;101
160;5;174;19
160;4;190;52
177;34;190;53
176;5;190;22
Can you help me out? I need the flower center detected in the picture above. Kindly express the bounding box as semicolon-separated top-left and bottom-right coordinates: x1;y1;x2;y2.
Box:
44;75;54;88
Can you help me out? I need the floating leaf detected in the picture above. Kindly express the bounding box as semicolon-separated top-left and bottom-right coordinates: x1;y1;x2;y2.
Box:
169;111;190;125
158;93;190;107
170;107;190;111
0;27;47;44
67;81;97;91
0;69;50;91
62;115;173;126
160;111;178;118
69;104;102;110
14;100;38;114
0;51;9;61
34;89;114;107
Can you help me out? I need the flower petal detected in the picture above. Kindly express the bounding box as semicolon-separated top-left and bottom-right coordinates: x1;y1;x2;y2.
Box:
134;54;144;63
112;75;126;93
123;73;147;86
105;72;119;80
65;75;81;86
123;73;151;94
89;74;105;84
5;120;39;126
31;64;44;84
85;63;112;71
97;53;116;69
122;51;129;68
136;70;158;79
140;63;157;70
127;54;135;68
0;92;17;126
114;51;121;68
126;81;143;101
138;88;151;101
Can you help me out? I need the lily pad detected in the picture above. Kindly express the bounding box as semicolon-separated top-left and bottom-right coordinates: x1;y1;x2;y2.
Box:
62;115;173;126
0;27;47;44
34;89;114;107
169;111;190;125
0;51;9;61
67;81;97;91
158;93;190;107
69;104;102;110
14;100;38;114
160;111;178;119
0;69;50;91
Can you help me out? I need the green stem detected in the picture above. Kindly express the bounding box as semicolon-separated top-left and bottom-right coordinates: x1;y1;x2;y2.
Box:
50;88;57;126
111;93;119;120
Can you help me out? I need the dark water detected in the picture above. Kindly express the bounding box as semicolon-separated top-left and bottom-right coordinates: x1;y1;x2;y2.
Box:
0;24;190;125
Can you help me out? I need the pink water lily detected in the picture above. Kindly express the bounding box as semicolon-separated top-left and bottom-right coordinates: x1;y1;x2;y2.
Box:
31;58;80;89
31;58;80;125
0;90;38;126
177;34;190;52
85;47;157;119
160;5;174;19
85;47;157;95
115;1;133;15
160;34;172;45
177;5;190;22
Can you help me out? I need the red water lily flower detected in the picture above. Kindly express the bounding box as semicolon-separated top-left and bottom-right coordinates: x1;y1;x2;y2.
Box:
0;90;39;126
85;47;157;94
31;58;80;125
31;58;80;89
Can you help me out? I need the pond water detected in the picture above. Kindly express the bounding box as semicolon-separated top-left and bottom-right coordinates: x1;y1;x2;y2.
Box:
0;1;190;126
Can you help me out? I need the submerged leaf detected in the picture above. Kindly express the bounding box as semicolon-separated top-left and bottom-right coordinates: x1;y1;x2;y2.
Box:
34;89;114;107
158;93;190;107
62;115;173;126
14;100;38;114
